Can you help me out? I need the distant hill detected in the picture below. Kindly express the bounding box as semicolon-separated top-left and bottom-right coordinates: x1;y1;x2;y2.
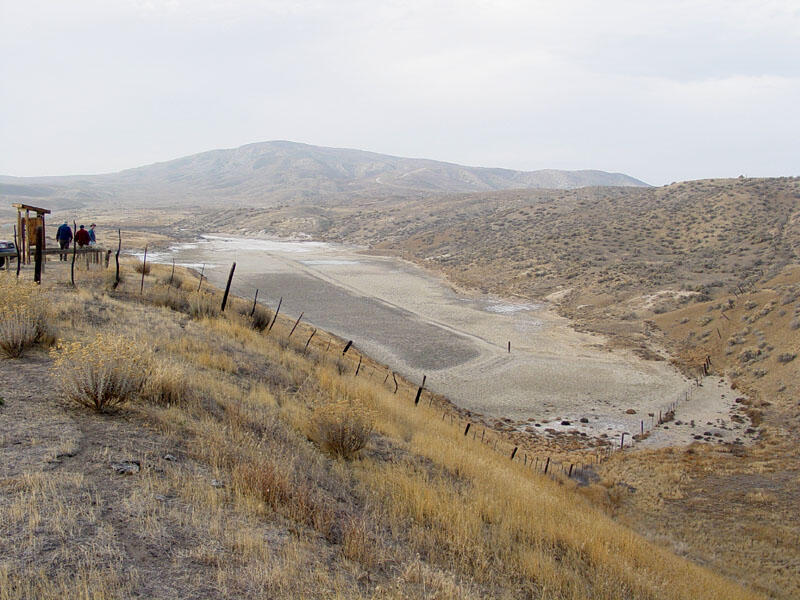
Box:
0;140;648;210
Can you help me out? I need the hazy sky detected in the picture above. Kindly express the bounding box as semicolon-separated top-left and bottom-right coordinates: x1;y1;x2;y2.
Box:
1;1;798;184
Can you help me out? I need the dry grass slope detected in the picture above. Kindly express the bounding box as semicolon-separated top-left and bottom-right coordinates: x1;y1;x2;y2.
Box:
0;261;766;599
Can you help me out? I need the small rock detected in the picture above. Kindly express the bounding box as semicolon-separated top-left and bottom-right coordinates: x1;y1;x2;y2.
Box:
579;417;589;423
211;479;225;489
162;454;178;462
560;420;571;426
625;409;636;414
112;460;140;475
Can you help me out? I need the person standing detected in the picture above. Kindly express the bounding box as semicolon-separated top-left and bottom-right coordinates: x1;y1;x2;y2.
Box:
88;223;97;245
75;225;91;248
55;221;73;261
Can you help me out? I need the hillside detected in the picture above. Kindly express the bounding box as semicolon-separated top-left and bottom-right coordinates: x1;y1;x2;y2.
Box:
0;261;764;599
0;140;648;213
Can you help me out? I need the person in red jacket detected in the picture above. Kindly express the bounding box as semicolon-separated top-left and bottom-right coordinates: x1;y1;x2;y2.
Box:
75;224;91;247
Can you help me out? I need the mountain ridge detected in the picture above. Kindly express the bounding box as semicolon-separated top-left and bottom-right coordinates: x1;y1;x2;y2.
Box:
0;140;649;209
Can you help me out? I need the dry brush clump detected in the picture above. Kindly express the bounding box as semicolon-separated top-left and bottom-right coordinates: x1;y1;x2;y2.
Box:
133;259;151;275
0;275;53;358
50;333;149;412
312;399;374;460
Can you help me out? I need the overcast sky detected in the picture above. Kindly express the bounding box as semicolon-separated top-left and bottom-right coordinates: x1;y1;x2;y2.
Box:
1;1;798;184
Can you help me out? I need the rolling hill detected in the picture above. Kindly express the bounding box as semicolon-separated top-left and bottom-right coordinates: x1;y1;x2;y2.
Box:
0;140;648;212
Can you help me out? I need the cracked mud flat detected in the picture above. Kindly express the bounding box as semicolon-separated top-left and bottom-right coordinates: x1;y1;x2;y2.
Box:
144;235;744;446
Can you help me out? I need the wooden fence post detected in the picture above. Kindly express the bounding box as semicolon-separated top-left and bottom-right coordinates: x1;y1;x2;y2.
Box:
342;340;353;355
169;259;175;286
220;262;235;311
13;225;21;278
464;423;471;436
33;226;43;284
288;312;303;337
544;457;550;474
510;447;518;460
197;264;205;292
250;289;259;316
268;297;282;331
113;229;121;288
354;355;362;377
140;245;148;294
303;329;316;355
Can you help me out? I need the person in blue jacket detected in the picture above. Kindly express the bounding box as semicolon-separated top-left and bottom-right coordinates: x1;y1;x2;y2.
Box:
55;222;73;261
88;223;97;245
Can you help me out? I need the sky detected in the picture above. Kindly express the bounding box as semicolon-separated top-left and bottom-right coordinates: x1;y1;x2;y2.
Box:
1;0;798;185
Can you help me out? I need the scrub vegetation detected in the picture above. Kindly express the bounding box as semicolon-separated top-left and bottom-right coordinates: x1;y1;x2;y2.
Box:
0;263;764;599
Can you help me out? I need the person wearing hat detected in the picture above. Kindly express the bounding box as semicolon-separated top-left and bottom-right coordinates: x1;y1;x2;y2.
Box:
55;221;73;261
88;223;97;245
75;224;91;248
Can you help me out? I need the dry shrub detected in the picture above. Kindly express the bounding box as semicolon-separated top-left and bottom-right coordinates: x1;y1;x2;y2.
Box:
249;305;272;331
51;333;148;412
141;362;189;405
133;259;151;275
0;276;52;358
312;400;373;460
188;291;220;319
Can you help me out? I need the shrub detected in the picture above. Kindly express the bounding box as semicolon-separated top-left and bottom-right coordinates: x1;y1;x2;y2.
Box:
0;277;51;358
51;333;148;412
777;353;796;364
187;291;219;319
312;400;373;460
133;259;151;275
249;305;272;331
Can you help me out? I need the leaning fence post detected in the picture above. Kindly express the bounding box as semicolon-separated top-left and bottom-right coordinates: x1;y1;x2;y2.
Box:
392;372;398;394
220;262;235;311
288;312;303;337
354;355;362;377
303;329;316;355
464;423;471;437
250;289;259;316
342;340;353;355
510;447;518;460
414;375;426;406
140;245;148;294
544;457;550;474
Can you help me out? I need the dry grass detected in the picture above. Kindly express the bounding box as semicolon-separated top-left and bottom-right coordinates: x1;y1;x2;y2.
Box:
50;333;148;412
312;400;374;460
133;259;151;275
0;275;52;358
1;260;771;599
